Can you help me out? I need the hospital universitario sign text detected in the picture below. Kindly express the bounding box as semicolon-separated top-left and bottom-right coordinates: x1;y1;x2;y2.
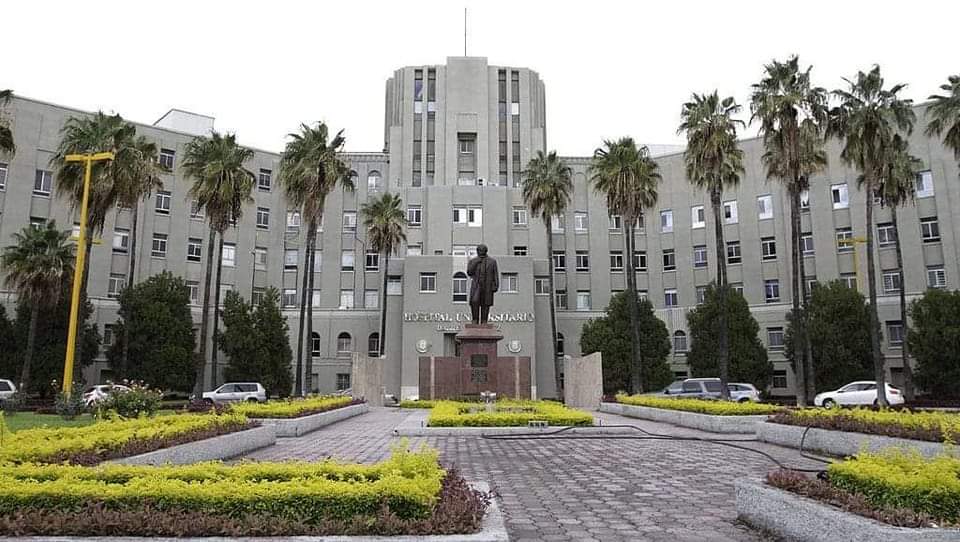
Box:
402;311;535;323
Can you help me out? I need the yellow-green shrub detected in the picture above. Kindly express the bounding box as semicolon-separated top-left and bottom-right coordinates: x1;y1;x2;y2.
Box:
615;393;782;416
427;400;593;427
399;400;439;409
773;408;960;443
231;395;355;418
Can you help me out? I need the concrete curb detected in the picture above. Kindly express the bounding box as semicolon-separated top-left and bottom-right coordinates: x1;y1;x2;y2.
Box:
735;479;960;541
599;402;767;434
755;421;952;458
0;482;507;542
253;403;370;437
107;425;276;466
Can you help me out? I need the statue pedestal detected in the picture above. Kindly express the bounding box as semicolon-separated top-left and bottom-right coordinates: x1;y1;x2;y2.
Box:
418;324;531;399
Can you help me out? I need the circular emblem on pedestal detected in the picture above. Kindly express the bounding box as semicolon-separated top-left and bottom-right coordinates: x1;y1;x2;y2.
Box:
507;339;522;353
416;339;429;353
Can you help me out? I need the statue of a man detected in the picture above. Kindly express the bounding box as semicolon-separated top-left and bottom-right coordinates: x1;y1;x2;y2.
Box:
467;244;499;325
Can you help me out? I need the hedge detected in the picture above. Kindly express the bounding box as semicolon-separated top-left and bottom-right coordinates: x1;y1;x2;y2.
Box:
614;394;782;416
427;400;593;427
769;408;960;443
399;400;439;409
231;395;358;418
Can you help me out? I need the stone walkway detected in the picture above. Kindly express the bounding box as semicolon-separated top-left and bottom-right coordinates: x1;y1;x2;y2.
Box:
244;408;824;541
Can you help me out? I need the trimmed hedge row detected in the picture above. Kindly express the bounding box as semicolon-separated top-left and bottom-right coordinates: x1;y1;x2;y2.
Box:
399;400;439;409
428;400;593;427
231;395;358;419
614;394;782;416
769;408;960;443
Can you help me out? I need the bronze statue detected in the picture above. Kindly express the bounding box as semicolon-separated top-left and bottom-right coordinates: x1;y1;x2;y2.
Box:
467;244;499;324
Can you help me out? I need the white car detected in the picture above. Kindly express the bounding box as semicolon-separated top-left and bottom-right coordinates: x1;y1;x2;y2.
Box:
83;384;131;406
201;383;266;404
0;379;16;400
728;383;761;403
814;381;904;408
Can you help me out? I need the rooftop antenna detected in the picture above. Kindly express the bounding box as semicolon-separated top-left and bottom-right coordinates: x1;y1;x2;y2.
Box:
464;6;467;56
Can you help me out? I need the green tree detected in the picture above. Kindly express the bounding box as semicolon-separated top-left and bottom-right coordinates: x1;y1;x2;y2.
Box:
361;192;406;357
908;289;960;398
221;288;293;397
827;66;915;405
925;74;960;169
106;272;195;392
678;92;746;399
521;150;572;399
580;292;672;394
278;122;351;395
182;131;255;393
1;222;75;390
749;56;829;405
0;90;14;156
588;138;661;393
0;306;19;384
687;283;772;389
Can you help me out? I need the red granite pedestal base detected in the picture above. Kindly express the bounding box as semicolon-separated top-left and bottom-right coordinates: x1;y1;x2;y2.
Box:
418;324;531;399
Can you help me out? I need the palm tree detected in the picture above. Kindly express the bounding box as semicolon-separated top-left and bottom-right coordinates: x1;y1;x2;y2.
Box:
827;66;915;406
522;150;572;399
361;192;407;357
182;131;255;393
278;122;351;395
678;92;746;400
749;56;829;406
589;138;661;393
926;74;960;168
0;90;14;156
1;221;74;391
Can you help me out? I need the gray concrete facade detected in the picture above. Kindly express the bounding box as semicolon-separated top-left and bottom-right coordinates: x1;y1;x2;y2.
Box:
1;55;958;399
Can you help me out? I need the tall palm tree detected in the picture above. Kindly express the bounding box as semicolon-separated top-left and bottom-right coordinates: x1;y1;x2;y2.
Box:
827;66;915;406
926;74;960;169
183;131;255;393
1;221;74;390
589;138;661;393
749;56;829;406
522;150;572;399
361;192;407;357
279;122;351;395
0;90;14;156
678;91;746;400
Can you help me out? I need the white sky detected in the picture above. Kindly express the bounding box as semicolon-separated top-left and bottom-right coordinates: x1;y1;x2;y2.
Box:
4;0;958;155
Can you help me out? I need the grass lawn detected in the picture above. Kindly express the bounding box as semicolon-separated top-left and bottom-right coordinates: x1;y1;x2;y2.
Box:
2;412;96;432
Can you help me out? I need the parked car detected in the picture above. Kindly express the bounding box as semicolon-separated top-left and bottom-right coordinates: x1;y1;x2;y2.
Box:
676;378;724;399
814;381;904;407
0;379;16;400
201;383;267;404
660;380;686;395
728;383;761;402
83;384;131;406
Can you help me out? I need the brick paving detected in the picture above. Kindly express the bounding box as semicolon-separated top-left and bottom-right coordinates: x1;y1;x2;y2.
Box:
244;408;823;541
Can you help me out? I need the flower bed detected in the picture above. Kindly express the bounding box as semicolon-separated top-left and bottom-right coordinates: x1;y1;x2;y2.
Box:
614;394;782;416
768;408;960;443
0;412;253;465
231;395;360;418
427;400;592;427
400;399;440;409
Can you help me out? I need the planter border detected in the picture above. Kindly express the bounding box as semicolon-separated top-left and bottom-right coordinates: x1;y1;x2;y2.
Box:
736;479;959;542
756;421;952;458
252;403;369;437
106;425;276;466
599;401;766;434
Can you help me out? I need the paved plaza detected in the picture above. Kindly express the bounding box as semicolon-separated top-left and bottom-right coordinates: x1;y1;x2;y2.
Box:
243;408;823;541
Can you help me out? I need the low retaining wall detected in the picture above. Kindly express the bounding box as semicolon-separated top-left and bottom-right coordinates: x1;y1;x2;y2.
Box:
736;480;960;541
108;425;276;466
599;402;767;434
253;403;369;437
755;422;951;458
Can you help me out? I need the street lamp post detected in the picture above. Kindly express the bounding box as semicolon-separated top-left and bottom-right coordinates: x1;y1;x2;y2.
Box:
62;151;114;395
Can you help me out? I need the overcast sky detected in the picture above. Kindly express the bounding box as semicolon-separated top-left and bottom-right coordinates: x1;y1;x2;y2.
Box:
5;0;958;155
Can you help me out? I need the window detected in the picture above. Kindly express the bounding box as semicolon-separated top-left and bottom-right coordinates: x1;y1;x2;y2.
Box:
723;200;738;224
841;273;858;290
767;327;785;351
364;289;379;308
420;272;436;292
407;205;422;226
339;289;355;309
761;237;777;261
342;211;357;232
660;210;673;233
361;251;379;272
920;217;940;243
254;247;267;270
610;251;624;272
575;251;589;271
831;183;849;209
102;324;115;348
309;331;321;357
800;189;810;211
662;249;676;271
513;246;527;256
609;214;622;231
367;170;382;193
452;206;483;227
187;237;202;262
576;290;592;311
915;170;934;198
218;284;233;304
836;228;854;252
764;279;780;303
187;281;200;305
691;205;705;229
555;289;568;310
695;285;708;305
877;223;896;247
367;333;381;357
886;321;904;346
664;289;678;307
33;169;53;195
502;273;519;293
406;244;422;256
882;271;901;294
336;373;351;390
556;333;565;355
801;233;814;255
457;134;476;183
512;207;528;226
553;251;566;271
310;289;321;307
928;266;947;289
107;274;126;298
574;212;588;232
336;332;352;355
151;233;168;258
113;228;129;253
773;370;788;389
284;249;298;269
282;288;297;307
71;223;81;239
453;272;468;302
221;243;236;267
551;215;565;233
0;162;7;190
730;282;744;295
757;195;773;220
341;250;354;271
255;207;269;229
693;245;707;268
258;168;272;191
727;241;742;264
387;276;402;295
634;251;647;272
159;148;175;170
155;190;171;214
286;210;301;231
805;277;818;297
534;277;550;295
673;330;688;353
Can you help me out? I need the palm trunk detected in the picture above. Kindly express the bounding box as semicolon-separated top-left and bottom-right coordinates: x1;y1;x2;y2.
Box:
891;209;914;402
294;232;310;397
210;236;225;388
789;190;808;407
546;222;562;400
120;203;140;379
304;224;317;394
20;303;40;391
624;219;644;394
864;175;887;406
710;188;730;400
193;226;217;395
378;251;390;356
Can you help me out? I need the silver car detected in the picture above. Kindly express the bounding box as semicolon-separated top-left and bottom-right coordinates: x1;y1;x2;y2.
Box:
201;382;267;404
0;379;16;401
